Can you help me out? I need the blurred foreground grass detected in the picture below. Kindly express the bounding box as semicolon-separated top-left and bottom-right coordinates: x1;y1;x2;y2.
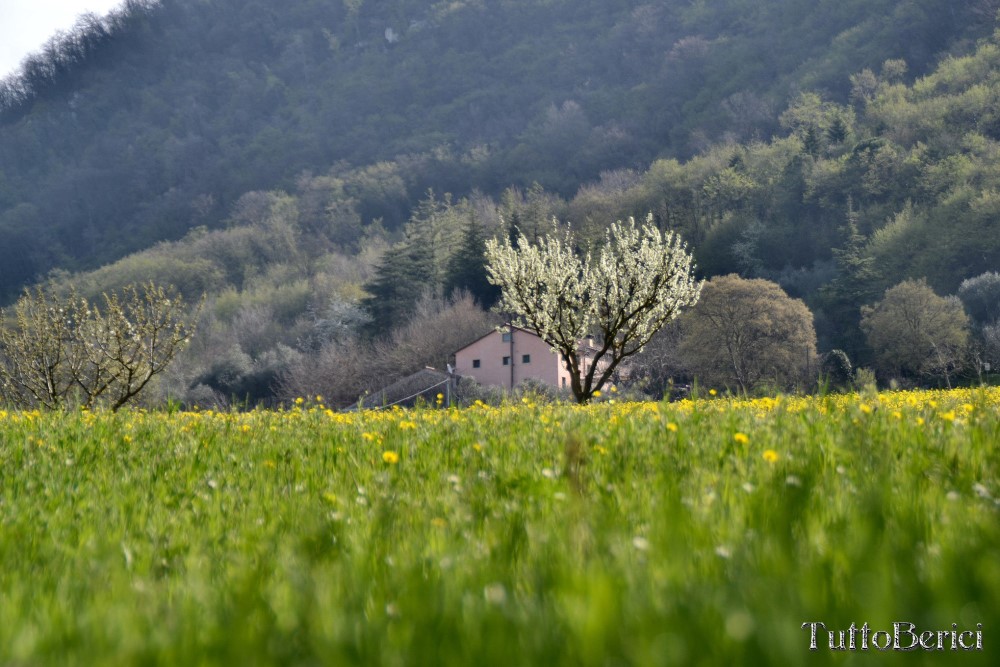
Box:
0;389;998;665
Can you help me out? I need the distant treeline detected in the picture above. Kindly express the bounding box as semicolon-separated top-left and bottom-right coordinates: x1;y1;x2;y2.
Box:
0;0;160;120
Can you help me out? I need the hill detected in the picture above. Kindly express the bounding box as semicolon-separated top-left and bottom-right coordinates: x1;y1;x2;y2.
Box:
1;0;994;302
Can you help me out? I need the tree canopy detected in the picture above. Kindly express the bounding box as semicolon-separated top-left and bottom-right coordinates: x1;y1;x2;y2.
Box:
679;275;818;393
860;279;969;387
485;215;701;403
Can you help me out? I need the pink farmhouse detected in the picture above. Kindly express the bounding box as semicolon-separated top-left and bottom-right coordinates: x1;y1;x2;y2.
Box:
453;325;604;391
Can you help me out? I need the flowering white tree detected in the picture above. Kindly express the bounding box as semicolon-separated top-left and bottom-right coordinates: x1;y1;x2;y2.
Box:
485;214;702;403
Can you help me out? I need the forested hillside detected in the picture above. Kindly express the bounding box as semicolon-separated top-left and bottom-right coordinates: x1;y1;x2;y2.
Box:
1;0;994;302
3;0;1000;406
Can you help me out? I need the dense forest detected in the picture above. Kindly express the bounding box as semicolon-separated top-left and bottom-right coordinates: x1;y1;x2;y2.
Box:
3;0;1000;405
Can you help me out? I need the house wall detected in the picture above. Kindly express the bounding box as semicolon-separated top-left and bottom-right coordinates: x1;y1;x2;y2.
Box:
454;329;573;390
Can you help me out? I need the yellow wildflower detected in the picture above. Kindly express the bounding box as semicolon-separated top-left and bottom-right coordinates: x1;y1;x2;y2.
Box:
382;451;400;464
762;449;779;463
734;432;749;444
666;422;678;432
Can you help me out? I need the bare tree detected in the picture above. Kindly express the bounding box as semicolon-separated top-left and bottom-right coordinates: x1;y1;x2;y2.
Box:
279;291;499;408
0;283;198;410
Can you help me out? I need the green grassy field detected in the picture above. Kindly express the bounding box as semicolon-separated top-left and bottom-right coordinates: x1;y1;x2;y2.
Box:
1;389;998;665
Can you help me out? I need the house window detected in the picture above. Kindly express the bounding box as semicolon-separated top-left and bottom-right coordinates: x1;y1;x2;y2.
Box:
522;354;531;364
502;356;510;366
561;377;567;388
472;359;480;368
501;332;512;342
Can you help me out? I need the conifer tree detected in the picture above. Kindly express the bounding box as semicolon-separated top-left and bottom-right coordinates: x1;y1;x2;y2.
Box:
444;213;500;308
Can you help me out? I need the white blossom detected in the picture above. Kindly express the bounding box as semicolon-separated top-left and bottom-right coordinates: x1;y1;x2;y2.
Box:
484;214;702;402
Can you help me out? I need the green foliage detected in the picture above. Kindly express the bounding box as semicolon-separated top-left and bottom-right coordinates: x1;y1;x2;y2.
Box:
443;211;500;308
0;0;990;301
8;1;1000;403
679;274;818;393
860;279;969;386
958;271;1000;327
820;349;853;390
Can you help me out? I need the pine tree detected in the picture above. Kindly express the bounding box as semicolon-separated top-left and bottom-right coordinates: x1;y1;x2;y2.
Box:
360;198;445;335
803;124;822;156
820;201;882;360
361;229;436;335
444;213;500;308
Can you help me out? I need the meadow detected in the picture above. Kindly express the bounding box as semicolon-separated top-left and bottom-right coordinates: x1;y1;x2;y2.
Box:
0;389;998;665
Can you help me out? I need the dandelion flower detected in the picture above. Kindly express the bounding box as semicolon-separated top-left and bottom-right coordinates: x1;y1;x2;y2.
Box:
762;449;779;463
709;389;718;396
734;432;749;444
382;451;400;464
666;422;678;433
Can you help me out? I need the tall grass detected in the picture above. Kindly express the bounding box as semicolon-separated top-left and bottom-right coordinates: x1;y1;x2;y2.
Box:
0;389;998;665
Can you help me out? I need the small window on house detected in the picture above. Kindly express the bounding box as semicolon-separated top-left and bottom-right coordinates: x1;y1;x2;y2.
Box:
561;377;567;388
472;359;480;368
522;354;531;364
502;356;510;366
501;332;512;342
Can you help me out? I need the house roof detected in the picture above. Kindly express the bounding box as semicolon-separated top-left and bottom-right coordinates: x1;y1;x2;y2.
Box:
453;323;540;353
454;324;602;357
345;367;451;411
